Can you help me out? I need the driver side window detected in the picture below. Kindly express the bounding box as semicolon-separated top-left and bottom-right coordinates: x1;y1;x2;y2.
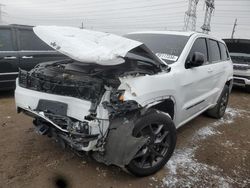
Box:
187;38;208;64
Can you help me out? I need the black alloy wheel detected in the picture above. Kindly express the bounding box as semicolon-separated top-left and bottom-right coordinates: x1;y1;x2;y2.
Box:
219;91;229;117
206;85;230;119
126;110;176;177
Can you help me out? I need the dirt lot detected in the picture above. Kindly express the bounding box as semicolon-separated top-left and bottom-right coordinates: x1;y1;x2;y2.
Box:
0;87;249;188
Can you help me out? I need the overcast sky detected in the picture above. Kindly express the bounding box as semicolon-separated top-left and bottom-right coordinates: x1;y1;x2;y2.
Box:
1;0;250;39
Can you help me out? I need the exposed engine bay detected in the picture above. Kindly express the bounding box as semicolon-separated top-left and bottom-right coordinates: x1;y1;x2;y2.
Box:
19;54;161;101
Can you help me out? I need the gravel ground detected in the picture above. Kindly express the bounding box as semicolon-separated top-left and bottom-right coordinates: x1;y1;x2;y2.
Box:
0;87;249;188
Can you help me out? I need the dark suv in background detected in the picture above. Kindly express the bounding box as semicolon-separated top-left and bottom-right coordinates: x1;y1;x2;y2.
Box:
0;24;66;90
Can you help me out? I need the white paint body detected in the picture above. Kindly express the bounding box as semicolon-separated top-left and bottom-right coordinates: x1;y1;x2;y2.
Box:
15;29;233;151
228;53;250;87
233;64;250;87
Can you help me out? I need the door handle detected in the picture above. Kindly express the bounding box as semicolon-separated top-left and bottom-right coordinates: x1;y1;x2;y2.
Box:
22;56;33;59
4;56;17;60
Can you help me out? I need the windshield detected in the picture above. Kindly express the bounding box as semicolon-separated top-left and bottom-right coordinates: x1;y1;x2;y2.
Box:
230;53;250;65
125;33;189;64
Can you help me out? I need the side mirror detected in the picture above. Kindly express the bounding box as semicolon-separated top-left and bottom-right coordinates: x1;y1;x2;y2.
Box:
186;52;205;68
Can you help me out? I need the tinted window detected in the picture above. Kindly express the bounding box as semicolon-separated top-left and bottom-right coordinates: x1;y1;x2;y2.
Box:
0;29;14;51
209;39;221;62
188;38;208;62
18;29;52;51
125;34;189;64
230;53;250;64
219;42;228;61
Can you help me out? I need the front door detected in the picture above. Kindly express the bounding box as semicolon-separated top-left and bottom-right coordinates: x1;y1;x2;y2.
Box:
0;27;19;89
179;37;214;123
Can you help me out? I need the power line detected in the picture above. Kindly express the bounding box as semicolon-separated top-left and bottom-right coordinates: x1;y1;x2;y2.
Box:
7;0;185;12
6;15;184;26
6;9;186;20
11;4;186;18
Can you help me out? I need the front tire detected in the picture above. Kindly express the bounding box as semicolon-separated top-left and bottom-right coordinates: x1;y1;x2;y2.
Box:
206;85;229;119
126;110;176;177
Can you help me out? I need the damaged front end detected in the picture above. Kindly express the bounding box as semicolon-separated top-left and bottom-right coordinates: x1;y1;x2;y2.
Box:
15;26;167;167
15;53;163;166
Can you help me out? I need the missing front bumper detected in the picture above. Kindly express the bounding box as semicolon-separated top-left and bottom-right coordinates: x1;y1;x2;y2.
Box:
19;107;99;151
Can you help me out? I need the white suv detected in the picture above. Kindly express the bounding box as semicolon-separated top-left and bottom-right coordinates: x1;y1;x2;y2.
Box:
15;26;233;177
223;39;250;92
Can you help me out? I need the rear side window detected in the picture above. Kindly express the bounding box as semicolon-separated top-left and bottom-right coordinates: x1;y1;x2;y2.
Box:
219;42;228;61
188;38;208;62
209;39;221;62
18;29;53;51
0;29;14;51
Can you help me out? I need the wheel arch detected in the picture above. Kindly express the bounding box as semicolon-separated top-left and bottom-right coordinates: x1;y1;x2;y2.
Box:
226;79;233;93
147;97;176;120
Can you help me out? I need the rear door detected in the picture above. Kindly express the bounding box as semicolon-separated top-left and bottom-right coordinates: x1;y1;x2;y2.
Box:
0;26;19;89
16;27;65;71
207;39;231;104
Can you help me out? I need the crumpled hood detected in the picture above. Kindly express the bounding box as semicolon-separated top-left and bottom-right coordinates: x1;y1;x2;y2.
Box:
33;26;142;65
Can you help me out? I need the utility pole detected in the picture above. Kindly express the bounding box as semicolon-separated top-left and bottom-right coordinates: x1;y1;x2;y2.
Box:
231;18;237;39
201;0;215;34
183;0;199;31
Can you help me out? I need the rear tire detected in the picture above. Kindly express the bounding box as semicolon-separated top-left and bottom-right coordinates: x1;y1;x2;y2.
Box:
206;85;229;119
126;110;176;177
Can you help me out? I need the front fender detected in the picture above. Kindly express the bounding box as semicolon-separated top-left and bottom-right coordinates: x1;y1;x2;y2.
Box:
92;112;147;167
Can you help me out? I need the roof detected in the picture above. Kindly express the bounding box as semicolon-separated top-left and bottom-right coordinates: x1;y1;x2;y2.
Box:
10;24;33;27
0;24;33;29
127;30;197;37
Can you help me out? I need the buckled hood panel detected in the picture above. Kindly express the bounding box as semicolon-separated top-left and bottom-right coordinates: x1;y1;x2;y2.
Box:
33;26;142;65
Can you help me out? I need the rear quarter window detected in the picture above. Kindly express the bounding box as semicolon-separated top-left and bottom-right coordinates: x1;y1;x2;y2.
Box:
219;42;229;61
209;39;221;62
0;29;14;51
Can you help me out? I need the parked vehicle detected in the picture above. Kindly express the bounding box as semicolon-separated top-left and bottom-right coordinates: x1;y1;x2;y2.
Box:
15;26;233;176
0;24;66;90
223;39;250;92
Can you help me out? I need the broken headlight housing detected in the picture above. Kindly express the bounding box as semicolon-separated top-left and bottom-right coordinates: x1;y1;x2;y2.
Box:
102;90;140;118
